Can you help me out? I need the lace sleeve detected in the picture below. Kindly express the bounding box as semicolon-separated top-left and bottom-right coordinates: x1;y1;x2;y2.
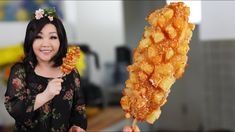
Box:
4;63;36;124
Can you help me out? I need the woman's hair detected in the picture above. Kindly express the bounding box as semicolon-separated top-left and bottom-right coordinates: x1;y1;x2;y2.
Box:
23;17;68;67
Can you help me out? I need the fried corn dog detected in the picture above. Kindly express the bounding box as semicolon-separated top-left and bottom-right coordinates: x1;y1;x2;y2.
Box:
120;2;195;129
61;46;80;74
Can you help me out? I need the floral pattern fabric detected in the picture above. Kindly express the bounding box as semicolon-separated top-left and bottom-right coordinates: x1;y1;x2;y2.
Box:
4;62;87;132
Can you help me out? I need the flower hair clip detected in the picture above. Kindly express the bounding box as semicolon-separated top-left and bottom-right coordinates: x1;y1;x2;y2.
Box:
34;7;57;21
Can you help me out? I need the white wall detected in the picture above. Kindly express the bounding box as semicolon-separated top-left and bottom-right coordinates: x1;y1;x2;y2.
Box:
0;22;27;47
200;1;235;41
64;1;125;85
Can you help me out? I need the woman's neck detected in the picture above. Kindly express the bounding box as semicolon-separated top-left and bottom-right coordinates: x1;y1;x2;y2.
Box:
37;61;54;70
35;62;63;78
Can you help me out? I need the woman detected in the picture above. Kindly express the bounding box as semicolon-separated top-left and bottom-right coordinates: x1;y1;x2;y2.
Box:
4;8;87;132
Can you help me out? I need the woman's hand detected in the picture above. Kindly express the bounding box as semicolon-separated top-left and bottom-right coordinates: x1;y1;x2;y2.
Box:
42;78;63;101
69;125;85;132
123;125;133;132
34;78;63;110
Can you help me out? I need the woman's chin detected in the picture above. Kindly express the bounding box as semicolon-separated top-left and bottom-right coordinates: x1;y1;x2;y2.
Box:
37;57;53;63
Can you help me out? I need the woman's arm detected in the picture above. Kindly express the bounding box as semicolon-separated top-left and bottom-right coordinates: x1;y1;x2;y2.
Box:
4;63;36;123
69;70;87;130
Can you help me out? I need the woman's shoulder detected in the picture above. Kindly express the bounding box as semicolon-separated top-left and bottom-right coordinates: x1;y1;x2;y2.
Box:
64;69;80;80
9;62;27;78
11;62;25;71
71;69;80;77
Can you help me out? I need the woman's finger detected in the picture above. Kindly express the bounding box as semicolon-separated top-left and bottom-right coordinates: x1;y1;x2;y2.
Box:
123;125;132;132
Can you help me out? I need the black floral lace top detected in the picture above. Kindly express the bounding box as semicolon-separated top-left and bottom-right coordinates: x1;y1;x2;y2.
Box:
4;62;87;132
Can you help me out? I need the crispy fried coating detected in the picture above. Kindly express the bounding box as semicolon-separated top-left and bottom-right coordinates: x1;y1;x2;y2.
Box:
61;46;80;74
120;2;195;125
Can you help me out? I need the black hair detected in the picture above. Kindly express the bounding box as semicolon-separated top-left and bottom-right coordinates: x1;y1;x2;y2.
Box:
23;17;68;68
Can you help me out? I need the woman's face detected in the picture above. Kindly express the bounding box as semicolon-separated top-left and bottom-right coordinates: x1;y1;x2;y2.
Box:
33;23;60;64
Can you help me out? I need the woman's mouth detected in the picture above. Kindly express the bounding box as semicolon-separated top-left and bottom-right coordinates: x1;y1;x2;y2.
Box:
40;49;52;54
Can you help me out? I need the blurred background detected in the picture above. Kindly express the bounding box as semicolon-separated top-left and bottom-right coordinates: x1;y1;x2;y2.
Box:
0;0;235;132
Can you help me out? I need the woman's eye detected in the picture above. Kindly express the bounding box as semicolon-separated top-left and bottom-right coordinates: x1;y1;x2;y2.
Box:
35;35;42;39
50;36;58;39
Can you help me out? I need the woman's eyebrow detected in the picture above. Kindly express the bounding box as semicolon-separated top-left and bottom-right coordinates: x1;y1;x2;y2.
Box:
49;32;58;35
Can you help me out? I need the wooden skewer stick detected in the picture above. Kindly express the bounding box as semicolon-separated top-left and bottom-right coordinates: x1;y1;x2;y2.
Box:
131;118;140;132
132;118;137;127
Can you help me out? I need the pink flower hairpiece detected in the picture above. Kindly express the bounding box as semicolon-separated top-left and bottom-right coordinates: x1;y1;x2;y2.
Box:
35;8;44;20
34;8;57;21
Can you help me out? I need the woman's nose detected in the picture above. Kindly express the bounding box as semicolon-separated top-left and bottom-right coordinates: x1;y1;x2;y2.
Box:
42;38;50;46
